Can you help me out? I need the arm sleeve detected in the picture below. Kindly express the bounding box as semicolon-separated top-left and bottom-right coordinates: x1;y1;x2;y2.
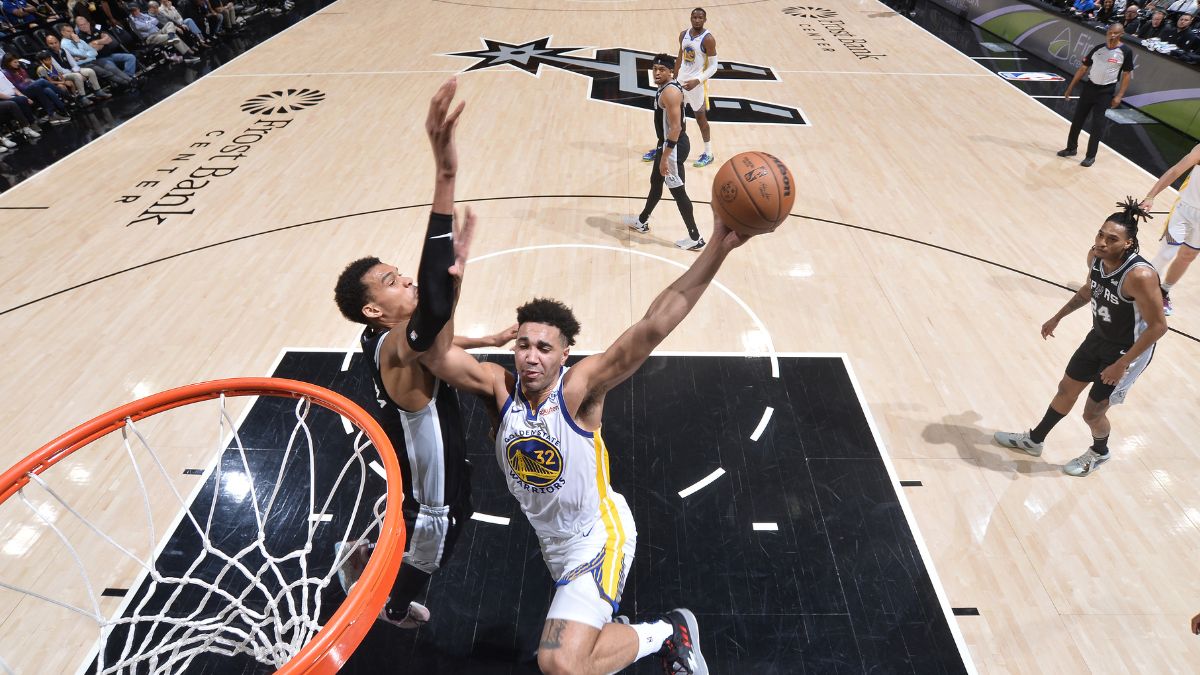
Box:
698;54;718;82
404;211;456;352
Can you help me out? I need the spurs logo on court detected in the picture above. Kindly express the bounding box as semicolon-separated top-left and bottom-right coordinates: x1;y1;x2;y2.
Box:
446;37;807;126
240;88;326;116
782;6;839;18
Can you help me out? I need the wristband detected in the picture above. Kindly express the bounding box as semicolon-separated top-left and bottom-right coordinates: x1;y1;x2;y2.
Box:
665;139;677;148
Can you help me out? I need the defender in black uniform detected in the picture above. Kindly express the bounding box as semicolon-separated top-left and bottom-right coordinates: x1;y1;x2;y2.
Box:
994;199;1167;476
332;78;514;627
626;53;705;251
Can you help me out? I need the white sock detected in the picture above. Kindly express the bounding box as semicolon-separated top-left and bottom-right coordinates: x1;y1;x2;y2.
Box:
1151;242;1179;273
704;141;712;156
1162;281;1175;292
630;620;672;660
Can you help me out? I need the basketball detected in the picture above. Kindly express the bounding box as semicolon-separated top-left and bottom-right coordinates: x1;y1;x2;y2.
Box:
711;151;796;235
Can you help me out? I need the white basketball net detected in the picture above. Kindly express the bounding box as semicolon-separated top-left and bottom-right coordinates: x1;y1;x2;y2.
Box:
0;393;390;674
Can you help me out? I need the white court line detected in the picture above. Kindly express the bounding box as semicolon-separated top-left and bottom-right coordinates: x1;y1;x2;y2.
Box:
678;468;726;499
1031;95;1073;99
840;353;977;674
207;69;480;78
970;56;1026;60
752;522;779;531
470;512;511;526
340;349;356;371
750;406;774;442
775;70;990;77
309;513;333;523
340;414;353;435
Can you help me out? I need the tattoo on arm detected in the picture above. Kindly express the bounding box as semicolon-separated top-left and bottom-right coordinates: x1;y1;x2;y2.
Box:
540;619;568;651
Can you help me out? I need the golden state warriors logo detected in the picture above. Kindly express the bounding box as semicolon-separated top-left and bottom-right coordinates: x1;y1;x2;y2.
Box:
507;436;565;490
683;45;697;63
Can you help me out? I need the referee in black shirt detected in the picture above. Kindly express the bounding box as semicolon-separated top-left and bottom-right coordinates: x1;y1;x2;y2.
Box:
1058;23;1135;167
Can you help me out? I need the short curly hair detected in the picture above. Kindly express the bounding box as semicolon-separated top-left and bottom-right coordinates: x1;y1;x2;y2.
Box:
517;298;580;346
333;256;380;325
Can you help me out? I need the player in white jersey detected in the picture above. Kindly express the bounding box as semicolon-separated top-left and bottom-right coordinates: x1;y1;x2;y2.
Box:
642;7;718;168
1141;142;1200;315
418;203;758;675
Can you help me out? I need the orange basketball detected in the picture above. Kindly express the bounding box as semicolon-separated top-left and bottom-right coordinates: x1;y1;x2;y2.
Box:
711;151;796;235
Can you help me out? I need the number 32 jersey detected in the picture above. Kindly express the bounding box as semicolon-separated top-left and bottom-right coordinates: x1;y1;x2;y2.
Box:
1089;253;1156;347
494;367;620;541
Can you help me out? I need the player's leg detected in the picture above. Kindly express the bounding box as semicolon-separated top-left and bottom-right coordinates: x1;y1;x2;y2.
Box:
1082;90;1110;164
665;136;703;248
1060;86;1094;156
631;145;665;230
1165;244;1199;287
687;86;714;167
1155;208;1199;313
1068;392;1114;476
996;336;1098;454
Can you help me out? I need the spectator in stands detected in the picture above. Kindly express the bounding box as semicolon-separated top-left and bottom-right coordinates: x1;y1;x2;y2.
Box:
179;0;222;38
44;34;112;101
1124;3;1142;28
2;0;40;27
61;24;135;87
1166;0;1198;15
1095;0;1120;22
1137;9;1170;36
73;16;138;78
35;49;90;106
151;0;208;48
210;0;239;29
0;70;42;141
128;3;199;63
1164;11;1198;43
1071;0;1098;17
1;53;71;123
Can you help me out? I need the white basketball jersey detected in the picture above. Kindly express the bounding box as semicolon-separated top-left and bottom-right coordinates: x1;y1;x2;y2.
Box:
678;28;710;79
1178;167;1200;209
495;367;620;540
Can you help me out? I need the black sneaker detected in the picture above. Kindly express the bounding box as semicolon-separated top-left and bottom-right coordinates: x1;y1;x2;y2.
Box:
659;608;707;674
1080;156;1096;167
1056;148;1077;157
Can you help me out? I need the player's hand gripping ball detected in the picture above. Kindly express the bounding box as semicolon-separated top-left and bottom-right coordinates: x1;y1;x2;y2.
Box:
711;152;796;235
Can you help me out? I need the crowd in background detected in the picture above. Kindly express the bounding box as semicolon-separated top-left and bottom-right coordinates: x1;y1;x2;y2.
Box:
0;0;297;155
1064;0;1200;63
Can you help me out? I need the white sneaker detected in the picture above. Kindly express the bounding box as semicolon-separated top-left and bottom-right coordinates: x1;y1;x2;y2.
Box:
674;237;705;251
0;136;16;148
22;126;40;138
993;430;1044;457
1063;448;1110;477
623;215;649;233
380;601;430;629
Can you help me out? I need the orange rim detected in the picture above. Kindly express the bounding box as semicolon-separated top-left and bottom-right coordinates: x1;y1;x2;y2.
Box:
0;377;404;675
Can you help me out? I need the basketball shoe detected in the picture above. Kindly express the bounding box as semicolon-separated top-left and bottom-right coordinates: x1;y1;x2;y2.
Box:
334;539;372;594
624;215;650;233
659;608;707;674
675;237;705;251
380;601;431;629
1163;289;1174;316
642;149;657;162
692;153;714;168
1064;448;1110;477
993;430;1044;457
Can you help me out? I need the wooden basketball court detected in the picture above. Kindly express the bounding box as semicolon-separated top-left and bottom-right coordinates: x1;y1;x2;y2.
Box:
2;0;1199;671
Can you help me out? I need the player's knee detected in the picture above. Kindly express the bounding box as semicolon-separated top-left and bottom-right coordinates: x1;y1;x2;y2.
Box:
1081;403;1107;424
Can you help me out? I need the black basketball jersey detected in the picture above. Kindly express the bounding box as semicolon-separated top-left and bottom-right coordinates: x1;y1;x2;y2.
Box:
1088;254;1155;347
360;328;469;510
653;80;687;142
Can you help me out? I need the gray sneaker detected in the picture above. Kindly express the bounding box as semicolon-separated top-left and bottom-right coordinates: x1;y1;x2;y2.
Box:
675;237;705;251
1063;449;1109;477
994;430;1044;457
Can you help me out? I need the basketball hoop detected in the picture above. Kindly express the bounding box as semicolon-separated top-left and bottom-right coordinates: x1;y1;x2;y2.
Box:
0;378;404;674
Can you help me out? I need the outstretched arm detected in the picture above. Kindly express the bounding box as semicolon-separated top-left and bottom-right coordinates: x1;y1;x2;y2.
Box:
454;323;518;350
1142;144;1200;209
566;208;752;420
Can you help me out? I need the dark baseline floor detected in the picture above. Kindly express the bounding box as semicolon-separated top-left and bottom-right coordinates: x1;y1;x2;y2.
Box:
97;351;967;674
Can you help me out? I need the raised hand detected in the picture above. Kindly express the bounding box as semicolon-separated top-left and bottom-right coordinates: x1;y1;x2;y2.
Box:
448;205;476;282
426;77;466;177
